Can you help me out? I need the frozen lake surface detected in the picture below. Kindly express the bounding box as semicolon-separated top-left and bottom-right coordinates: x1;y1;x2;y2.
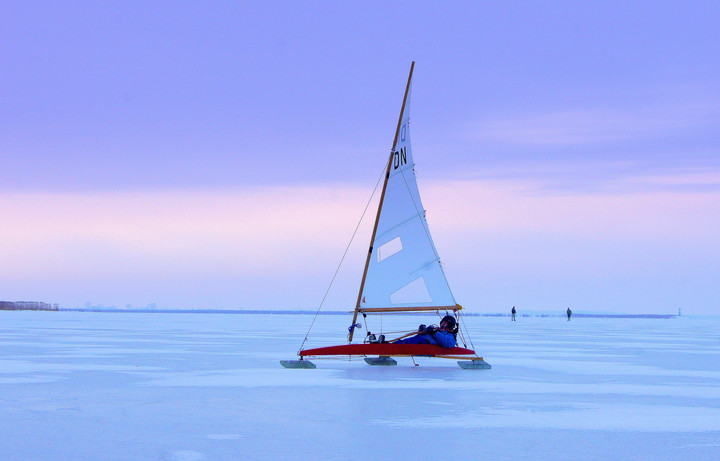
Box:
1;312;719;460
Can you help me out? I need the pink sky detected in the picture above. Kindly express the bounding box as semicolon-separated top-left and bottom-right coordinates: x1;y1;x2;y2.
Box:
2;172;717;313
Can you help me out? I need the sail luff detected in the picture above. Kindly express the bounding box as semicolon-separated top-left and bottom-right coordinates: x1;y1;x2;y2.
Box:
348;61;415;343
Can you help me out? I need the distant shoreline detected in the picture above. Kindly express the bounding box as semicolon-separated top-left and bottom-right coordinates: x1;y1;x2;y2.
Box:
1;301;59;311
54;308;678;319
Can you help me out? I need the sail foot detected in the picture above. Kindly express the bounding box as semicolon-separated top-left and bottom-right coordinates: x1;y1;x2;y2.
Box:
358;305;461;314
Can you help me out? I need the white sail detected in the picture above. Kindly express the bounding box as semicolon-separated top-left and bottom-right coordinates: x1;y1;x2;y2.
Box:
359;80;456;309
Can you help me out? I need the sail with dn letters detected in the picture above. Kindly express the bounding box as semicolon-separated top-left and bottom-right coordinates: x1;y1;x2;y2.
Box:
281;62;490;369
359;76;456;311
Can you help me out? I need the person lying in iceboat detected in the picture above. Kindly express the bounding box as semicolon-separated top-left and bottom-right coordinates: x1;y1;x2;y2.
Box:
393;315;457;348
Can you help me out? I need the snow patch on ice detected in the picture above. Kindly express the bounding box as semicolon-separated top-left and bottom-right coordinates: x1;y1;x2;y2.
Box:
0;359;161;374
132;368;720;399
375;403;720;432
491;357;720;378
169;450;205;461
0;375;65;384
206;434;243;440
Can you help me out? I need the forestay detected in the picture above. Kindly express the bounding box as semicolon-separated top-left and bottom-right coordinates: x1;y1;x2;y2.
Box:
359;80;456;310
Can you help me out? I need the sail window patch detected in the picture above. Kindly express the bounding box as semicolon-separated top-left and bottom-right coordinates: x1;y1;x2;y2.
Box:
390;277;432;304
377;237;403;262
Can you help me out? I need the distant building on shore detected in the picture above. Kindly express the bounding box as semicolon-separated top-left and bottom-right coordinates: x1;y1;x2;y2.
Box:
0;301;59;311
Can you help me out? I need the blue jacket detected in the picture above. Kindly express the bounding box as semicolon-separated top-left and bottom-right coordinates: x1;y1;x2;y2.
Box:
427;329;456;348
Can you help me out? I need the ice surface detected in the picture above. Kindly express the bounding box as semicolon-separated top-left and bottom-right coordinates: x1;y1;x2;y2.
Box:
1;312;718;460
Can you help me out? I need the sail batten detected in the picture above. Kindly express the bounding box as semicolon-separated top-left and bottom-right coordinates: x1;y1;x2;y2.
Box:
409;259;442;275
376;213;423;240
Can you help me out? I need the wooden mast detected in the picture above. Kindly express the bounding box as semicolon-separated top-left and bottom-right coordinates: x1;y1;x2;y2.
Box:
348;61;415;343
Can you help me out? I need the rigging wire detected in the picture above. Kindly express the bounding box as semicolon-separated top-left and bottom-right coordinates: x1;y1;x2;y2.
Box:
458;312;477;351
297;164;388;355
361;312;369;337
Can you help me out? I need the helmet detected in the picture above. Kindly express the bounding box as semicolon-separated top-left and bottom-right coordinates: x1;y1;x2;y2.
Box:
440;315;456;330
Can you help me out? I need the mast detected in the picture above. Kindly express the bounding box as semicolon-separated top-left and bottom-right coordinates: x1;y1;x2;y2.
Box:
348;61;415;343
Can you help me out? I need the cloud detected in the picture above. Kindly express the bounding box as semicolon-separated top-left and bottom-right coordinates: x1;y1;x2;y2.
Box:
462;162;720;196
422;176;720;242
467;90;719;147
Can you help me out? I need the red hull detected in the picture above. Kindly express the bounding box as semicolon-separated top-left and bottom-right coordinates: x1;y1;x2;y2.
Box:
299;343;475;357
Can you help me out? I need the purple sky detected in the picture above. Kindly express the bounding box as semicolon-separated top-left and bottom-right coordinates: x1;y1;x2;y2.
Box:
2;2;718;314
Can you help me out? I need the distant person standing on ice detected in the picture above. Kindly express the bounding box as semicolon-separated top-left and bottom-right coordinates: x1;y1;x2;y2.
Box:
567;307;572;321
394;315;457;347
511;306;516;321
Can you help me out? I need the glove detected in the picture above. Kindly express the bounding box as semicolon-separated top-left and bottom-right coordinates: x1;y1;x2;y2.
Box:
418;324;426;333
425;325;437;335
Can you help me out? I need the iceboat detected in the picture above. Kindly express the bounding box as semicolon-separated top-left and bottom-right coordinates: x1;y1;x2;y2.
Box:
281;62;490;370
